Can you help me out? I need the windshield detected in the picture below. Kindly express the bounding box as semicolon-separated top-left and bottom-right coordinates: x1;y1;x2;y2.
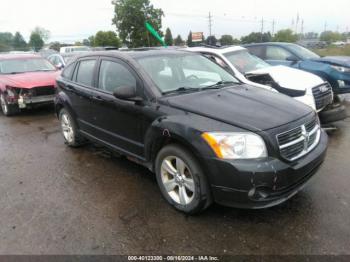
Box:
287;44;320;60
0;58;56;74
137;53;239;94
223;50;270;73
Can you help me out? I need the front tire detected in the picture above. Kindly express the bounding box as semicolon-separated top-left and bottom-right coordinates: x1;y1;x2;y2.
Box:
0;93;19;116
59;108;86;147
155;144;212;214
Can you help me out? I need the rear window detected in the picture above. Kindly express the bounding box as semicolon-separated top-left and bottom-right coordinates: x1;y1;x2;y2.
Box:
75;60;96;86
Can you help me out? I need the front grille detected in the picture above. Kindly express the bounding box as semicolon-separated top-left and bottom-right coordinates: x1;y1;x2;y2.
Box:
277;117;320;161
31;86;55;96
312;83;333;110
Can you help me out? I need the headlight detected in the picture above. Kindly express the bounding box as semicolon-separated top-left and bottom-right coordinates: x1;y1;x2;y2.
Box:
202;132;267;159
331;65;350;73
5;86;18;98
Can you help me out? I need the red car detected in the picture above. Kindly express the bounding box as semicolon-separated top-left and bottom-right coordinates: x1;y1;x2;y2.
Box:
0;54;60;116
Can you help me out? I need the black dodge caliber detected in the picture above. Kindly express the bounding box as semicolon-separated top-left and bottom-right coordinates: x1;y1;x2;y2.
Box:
55;49;328;214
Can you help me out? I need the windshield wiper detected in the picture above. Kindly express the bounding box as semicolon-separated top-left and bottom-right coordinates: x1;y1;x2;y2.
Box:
162;86;200;95
201;81;237;90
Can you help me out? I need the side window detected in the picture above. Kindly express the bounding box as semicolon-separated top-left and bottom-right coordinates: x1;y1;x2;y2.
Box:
246;46;265;59
62;63;76;79
98;60;137;93
266;46;293;60
75;60;96;86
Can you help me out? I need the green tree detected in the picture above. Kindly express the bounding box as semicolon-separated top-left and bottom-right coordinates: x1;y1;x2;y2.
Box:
0;43;11;52
93;31;121;47
32;27;51;42
112;0;164;47
164;28;173;46
0;32;14;50
49;42;61;52
320;31;343;43
273;29;297;43
88;36;95;47
220;35;234;46
29;32;44;51
241;32;272;44
83;39;90;46
12;32;28;50
206;35;217;46
174;35;184;46
187;31;193;47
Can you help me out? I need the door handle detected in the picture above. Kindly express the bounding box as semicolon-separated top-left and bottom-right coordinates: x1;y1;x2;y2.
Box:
65;85;74;91
92;95;103;102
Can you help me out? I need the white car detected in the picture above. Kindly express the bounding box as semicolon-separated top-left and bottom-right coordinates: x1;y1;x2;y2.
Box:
188;46;333;112
59;46;91;54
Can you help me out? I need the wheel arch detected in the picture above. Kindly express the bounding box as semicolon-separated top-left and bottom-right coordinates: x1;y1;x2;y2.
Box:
144;120;210;173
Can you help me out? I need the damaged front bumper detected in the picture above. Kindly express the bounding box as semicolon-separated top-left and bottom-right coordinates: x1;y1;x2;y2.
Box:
17;95;55;109
204;130;328;209
319;102;348;124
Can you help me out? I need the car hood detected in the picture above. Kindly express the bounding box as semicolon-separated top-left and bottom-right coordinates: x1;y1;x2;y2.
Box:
163;84;312;132
0;71;60;89
246;65;324;90
312;56;350;67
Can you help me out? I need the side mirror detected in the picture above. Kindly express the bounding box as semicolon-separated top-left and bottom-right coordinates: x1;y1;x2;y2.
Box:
113;85;143;102
56;63;64;70
286;56;298;63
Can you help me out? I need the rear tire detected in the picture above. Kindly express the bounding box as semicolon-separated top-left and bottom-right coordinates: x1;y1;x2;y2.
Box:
0;93;19;116
155;144;212;214
59;108;86;147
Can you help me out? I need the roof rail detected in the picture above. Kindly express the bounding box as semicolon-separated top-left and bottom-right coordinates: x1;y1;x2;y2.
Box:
120;46;183;52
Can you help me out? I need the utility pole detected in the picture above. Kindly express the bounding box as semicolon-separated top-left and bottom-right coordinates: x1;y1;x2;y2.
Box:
272;19;276;36
295;13;299;35
260;17;264;42
208;12;213;37
324;21;327;32
300;19;304;40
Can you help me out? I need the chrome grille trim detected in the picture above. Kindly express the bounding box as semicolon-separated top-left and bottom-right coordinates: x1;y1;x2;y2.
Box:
277;117;321;161
312;82;333;110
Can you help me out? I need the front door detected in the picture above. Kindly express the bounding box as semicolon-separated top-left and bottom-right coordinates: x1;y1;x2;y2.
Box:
88;58;145;158
265;46;298;67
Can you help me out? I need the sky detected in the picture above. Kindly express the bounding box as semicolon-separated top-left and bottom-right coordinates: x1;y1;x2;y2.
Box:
0;0;349;43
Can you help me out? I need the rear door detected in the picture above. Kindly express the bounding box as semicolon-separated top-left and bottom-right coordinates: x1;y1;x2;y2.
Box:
63;57;98;133
88;57;145;158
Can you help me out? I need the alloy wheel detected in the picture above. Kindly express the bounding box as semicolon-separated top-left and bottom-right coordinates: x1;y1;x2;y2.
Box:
61;113;74;143
0;94;8;115
160;156;195;205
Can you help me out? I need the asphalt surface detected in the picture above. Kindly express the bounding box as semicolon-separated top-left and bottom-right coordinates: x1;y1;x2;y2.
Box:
0;101;350;255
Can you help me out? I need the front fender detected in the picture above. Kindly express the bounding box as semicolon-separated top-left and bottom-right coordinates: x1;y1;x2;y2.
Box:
54;91;77;121
143;114;219;170
298;61;337;86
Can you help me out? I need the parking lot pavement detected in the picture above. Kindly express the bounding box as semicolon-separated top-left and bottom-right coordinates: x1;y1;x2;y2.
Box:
0;104;350;255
